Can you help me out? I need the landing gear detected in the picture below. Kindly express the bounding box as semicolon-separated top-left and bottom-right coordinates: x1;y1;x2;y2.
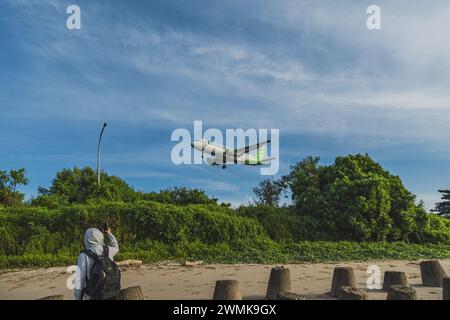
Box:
222;165;227;169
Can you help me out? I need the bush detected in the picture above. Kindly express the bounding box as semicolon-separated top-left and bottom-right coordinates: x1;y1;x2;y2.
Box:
237;205;332;242
419;214;450;243
1;201;449;269
0;201;268;257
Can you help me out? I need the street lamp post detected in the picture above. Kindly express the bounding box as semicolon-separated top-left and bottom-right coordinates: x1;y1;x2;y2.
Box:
97;122;107;186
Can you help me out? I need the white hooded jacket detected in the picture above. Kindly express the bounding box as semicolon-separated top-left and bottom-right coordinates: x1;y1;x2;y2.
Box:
74;228;119;300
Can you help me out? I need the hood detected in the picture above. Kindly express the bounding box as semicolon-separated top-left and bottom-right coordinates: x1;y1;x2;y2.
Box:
84;228;104;256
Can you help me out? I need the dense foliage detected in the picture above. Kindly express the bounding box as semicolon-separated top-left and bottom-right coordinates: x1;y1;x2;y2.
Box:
30;167;137;207
252;179;286;206
30;167;221;207
1;202;449;269
1;154;449;269
0;169;29;206
432;189;450;218
138;187;221;206
238;205;450;244
252;154;442;243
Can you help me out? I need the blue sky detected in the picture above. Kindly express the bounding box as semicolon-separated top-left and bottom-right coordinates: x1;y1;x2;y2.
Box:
1;0;450;208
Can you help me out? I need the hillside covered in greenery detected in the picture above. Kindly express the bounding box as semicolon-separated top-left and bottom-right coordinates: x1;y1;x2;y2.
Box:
0;154;449;268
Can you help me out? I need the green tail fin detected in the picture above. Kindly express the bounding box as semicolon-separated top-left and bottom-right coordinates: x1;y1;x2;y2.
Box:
256;145;266;162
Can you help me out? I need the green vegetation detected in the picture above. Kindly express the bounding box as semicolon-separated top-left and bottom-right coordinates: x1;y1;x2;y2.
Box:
432;189;450;217
1;202;449;269
30;167;219;208
1;154;449;269
0;168;28;207
249;154;450;243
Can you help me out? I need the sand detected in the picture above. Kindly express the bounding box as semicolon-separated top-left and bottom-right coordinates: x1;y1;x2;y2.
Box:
1;259;449;300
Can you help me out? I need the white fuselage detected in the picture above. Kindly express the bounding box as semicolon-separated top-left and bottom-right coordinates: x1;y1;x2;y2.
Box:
191;139;260;165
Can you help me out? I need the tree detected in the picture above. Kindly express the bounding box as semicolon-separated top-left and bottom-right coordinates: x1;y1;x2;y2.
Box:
0;168;29;206
252;179;285;206
265;154;428;242
432;190;450;218
31;167;223;207
31;167;137;205
139;187;218;206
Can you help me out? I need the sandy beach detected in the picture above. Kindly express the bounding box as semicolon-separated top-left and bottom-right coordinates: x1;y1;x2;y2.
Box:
1;259;449;300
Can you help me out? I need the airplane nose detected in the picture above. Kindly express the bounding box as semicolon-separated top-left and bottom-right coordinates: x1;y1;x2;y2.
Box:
191;142;195;148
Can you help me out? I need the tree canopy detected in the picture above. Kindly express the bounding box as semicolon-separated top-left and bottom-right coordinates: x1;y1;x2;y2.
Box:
253;154;430;242
432;189;450;218
0;168;29;206
31;167;221;207
139;187;220;206
31;167;137;206
252;178;286;206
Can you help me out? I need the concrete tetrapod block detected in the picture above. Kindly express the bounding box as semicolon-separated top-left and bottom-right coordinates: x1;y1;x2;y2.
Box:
119;286;144;300
37;295;64;300
336;287;368;300
276;292;306;300
213;280;242;300
420;260;448;287
330;267;357;297
265;266;292;300
382;271;408;291
386;285;417;300
443;277;450;300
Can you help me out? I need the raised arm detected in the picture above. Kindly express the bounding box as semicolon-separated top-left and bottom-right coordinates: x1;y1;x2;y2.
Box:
105;231;119;259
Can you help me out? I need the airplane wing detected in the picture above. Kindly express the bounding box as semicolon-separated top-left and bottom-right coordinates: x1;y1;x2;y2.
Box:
235;140;271;156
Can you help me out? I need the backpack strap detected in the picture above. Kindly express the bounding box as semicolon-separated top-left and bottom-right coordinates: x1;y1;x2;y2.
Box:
82;249;99;260
103;246;109;259
80;250;97;297
82;247;109;260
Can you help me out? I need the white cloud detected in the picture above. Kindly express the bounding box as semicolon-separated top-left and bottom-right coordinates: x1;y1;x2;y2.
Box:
5;0;450;154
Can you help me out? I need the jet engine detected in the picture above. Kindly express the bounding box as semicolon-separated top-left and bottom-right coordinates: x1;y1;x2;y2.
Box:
206;157;217;165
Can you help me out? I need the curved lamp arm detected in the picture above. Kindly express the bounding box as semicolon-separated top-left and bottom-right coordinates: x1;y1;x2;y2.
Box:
97;122;107;186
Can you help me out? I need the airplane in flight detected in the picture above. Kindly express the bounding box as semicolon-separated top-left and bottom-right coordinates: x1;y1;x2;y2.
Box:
191;139;276;169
